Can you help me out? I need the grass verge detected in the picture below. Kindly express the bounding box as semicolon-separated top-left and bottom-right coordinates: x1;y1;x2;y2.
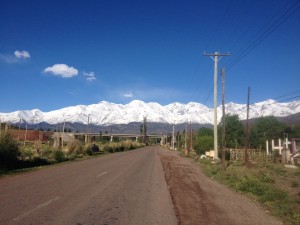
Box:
196;158;300;225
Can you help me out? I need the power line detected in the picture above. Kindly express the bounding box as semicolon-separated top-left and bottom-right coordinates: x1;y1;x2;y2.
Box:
225;0;300;70
225;0;291;58
205;0;233;52
249;95;300;109
220;0;259;56
273;90;300;100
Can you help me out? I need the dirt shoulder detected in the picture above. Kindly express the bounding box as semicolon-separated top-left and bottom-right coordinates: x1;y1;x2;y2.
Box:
159;148;283;225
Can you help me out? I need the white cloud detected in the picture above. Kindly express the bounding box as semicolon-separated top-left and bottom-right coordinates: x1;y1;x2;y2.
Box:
123;92;133;98
83;71;96;81
44;64;78;78
14;50;30;59
0;50;30;63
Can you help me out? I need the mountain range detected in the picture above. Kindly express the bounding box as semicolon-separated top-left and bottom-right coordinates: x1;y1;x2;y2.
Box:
0;99;299;127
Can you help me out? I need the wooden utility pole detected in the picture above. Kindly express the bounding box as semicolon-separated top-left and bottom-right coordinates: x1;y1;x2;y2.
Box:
18;119;21;141
24;122;28;146
221;68;226;169
85;114;90;143
245;86;250;165
184;124;187;150
172;124;175;150
62;121;65;147
204;52;230;160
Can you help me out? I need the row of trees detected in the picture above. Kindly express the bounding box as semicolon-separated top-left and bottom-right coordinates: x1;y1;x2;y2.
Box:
193;115;300;155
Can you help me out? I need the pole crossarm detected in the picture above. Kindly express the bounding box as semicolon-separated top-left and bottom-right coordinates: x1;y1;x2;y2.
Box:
203;52;230;57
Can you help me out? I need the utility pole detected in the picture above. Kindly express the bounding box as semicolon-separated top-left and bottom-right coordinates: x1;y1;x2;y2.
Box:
62;121;65;148
18;118;22;141
143;116;147;144
245;86;250;165
190;121;192;152
184;124;187;151
221;68;226;169
24;122;28;146
86;114;90;143
172;124;175;150
204;51;230;160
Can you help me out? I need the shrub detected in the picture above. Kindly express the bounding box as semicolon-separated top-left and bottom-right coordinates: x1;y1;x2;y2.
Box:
0;133;20;168
54;150;68;162
103;145;114;153
33;141;42;154
41;145;54;158
291;181;299;188
83;143;101;155
19;145;36;160
28;157;52;167
91;144;100;152
67;140;82;154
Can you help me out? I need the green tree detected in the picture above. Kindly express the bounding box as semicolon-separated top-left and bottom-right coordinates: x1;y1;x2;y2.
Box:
0;133;20;169
218;114;245;149
194;127;214;155
249;116;287;149
285;125;300;138
198;127;213;136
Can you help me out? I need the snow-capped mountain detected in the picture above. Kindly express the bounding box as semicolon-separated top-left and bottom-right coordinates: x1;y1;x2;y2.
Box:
0;99;299;126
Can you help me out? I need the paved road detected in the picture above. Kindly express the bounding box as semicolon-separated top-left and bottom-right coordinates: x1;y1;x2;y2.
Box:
0;146;177;225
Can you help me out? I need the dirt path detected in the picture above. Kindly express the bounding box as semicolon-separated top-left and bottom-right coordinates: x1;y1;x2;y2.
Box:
159;148;283;225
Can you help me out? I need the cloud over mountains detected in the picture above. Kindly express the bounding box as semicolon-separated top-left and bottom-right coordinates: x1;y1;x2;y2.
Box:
44;64;78;78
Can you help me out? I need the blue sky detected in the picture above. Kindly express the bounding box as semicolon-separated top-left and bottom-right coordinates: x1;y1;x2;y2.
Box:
0;0;299;112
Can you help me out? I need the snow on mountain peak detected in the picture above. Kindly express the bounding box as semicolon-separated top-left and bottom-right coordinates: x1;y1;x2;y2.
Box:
0;99;299;125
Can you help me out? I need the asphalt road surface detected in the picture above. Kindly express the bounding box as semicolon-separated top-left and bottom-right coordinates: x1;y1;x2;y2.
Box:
0;147;177;225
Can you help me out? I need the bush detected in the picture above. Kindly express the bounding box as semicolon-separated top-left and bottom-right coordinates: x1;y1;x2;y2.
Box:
20;145;36;160
41;145;54;158
0;133;20;168
84;143;101;155
67;140;82;154
53;150;68;162
291;181;299;188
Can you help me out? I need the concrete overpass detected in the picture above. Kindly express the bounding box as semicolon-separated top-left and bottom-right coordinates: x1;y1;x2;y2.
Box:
53;132;167;146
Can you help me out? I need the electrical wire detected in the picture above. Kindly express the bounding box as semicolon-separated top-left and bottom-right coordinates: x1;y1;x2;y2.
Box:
273;90;300;100
202;1;300;106
225;0;300;70
205;0;233;51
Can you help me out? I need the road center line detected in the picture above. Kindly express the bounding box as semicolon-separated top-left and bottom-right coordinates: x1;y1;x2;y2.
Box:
96;171;107;178
13;196;60;221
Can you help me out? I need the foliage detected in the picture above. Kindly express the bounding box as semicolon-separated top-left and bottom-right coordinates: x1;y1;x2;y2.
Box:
198;127;213;136
18;157;52;168
250;116;287;149
53;150;68;162
84;143;101;155
67;140;82;154
198;159;300;225
286;125;300;138
218;114;245;148
0;133;20;168
194;127;214;155
103;141;144;153
194;135;213;155
291;181;299;188
19;145;37;160
41;144;55;158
